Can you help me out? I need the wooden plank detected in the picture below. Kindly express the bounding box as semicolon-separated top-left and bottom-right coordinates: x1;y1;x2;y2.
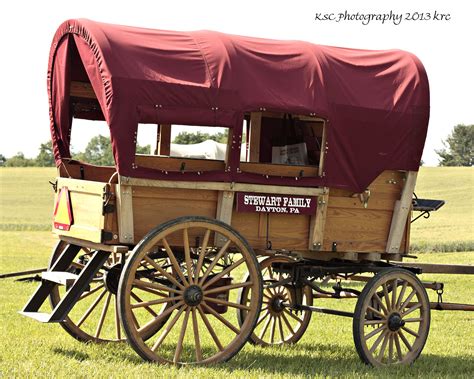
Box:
120;175;325;196
56;177;108;194
70;81;96;99
386;171;417;254
249;112;262;162
59;236;129;253
215;191;235;245
132;186;218;242
396;262;474;275
240;162;318;177
115;184;134;244
158;124;171;156
135;155;225;172
318;122;327;177
309;188;329;251
215;191;234;226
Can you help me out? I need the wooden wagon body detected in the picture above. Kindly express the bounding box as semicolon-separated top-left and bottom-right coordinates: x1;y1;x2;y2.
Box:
21;19;473;368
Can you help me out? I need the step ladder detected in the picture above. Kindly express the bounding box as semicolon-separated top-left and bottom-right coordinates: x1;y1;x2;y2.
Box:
20;244;110;323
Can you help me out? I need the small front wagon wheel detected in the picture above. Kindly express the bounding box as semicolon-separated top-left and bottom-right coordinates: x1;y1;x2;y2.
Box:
238;256;312;346
118;216;263;365
353;268;430;367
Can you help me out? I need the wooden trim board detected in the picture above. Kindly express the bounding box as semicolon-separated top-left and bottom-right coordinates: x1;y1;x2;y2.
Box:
119;176;326;196
115;184;135;244
309;188;329;250
386;171;417;254
59;236;129;254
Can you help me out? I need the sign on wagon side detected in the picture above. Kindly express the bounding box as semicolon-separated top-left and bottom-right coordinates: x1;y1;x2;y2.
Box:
236;192;316;215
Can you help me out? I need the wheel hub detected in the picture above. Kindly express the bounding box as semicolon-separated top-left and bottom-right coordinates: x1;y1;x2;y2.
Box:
184;285;203;306
269;295;286;313
104;264;122;295
388;312;405;331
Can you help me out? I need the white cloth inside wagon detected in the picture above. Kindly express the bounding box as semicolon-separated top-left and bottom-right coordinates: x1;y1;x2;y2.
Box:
170;140;247;161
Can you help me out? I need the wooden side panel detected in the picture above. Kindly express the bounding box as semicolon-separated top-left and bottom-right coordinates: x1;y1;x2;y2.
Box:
231;212;310;250
53;178;107;243
320;170;406;254
132;186;218;242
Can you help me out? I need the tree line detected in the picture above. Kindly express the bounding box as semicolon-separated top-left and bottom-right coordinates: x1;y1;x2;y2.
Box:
1;124;472;167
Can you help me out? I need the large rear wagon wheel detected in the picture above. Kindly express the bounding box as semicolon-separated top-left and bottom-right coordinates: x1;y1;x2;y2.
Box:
353;268;430;367
118;216;263;365
238;256;312;346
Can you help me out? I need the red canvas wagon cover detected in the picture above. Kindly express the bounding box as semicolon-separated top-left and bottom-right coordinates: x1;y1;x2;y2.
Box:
48;19;429;192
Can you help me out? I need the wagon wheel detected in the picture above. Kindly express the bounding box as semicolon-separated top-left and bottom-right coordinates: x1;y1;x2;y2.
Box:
118;216;262;365
49;241;171;342
237;256;312;346
353;268;430;367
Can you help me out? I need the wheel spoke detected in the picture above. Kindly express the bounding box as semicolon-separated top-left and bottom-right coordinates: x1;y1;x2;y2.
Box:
192;308;203;362
269;316;276;344
401;325;420;338
364;324;386;340
197;305;223;351
95;292;112;339
202;258;246;290
143;256;185;290
382;283;391;311
201;303;240;334
77;289;107;327
404;317;424;323
131;295;182;310
367;306;386;319
284;309;303;324
183;229;194;284
151;305;185;351
399;289;416;311
198;240;231;286
259;315;273;340
369;329;388;353
391;279;398;311
398;330;413;352
281;312;295;335
130;291;159;317
256;311;270;327
394;332;403;361
401;302;422;317
133;279;182;295
173;307;190;364
205;281;253;295
388;333;394;364
369;293;388;315
277;316;285;342
162;238;189;286
203;296;251;311
78;283;105;301
364;319;386;325
194;230;211;282
395;281;408;310
138;300;185;336
377;332;390;362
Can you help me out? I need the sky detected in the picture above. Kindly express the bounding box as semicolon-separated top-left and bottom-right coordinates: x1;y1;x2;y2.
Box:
0;0;472;166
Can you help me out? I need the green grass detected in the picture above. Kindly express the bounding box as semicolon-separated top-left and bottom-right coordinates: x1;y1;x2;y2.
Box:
0;167;57;231
410;167;474;251
0;231;473;378
0;167;473;377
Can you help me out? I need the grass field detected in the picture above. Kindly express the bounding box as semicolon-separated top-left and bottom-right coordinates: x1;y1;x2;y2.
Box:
0;167;473;378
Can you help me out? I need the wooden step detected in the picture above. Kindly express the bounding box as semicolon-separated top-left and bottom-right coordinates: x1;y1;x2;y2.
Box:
42;271;78;286
18;312;54;323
